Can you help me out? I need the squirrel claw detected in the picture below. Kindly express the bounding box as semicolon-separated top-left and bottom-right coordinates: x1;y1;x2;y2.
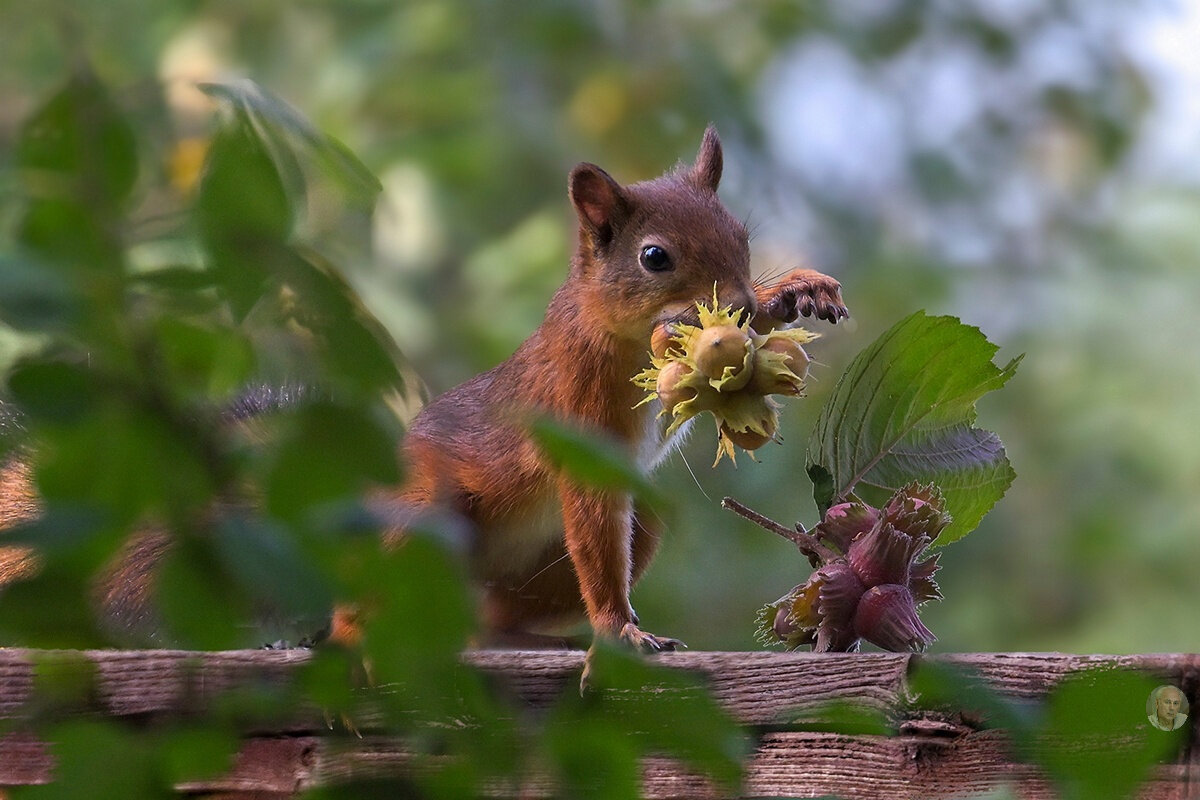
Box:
619;622;686;653
759;269;849;328
580;624;687;693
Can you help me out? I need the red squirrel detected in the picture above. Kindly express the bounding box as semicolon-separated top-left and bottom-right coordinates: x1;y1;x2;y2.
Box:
388;126;846;651
0;127;846;650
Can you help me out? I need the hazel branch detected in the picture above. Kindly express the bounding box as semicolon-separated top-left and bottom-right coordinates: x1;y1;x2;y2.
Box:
721;496;836;565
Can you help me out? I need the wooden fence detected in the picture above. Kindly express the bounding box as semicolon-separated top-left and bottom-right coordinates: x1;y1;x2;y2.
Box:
0;649;1196;798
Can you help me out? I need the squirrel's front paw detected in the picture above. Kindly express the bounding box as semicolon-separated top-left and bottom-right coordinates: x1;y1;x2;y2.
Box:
618;622;686;653
757;268;849;328
581;624;686;692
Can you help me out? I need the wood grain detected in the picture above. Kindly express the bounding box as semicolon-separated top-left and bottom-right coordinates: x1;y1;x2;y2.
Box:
0;649;1194;798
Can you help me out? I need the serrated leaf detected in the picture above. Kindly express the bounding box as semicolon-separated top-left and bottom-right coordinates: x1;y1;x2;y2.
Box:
807;312;1020;545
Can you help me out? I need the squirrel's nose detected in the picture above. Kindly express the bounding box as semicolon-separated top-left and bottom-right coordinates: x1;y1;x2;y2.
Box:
720;288;756;326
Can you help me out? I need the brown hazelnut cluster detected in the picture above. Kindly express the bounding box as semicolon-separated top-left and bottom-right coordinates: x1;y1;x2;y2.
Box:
760;483;948;652
634;289;817;465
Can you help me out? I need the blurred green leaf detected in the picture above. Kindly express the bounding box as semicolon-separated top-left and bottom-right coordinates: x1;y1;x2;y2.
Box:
127;266;219;294
197;112;293;245
199;79;382;205
784;699;893;735
264;248;411;395
16;197;120;270
154;317;255;398
544;644;746;795
158;725;239;785
32;406;215;527
0;253;78;331
807;312;1021;545
908;660;1040;750
196;114;291;319
8;360;101;424
16;68;137;213
0;562;108;648
12;720;163;800
6;506;111;555
214;514;333;623
1038;668;1180;800
157;537;243;649
266;400;400;523
358;531;473;682
14;68;135;277
546;720;640;800
29;652;98;717
530;417;659;501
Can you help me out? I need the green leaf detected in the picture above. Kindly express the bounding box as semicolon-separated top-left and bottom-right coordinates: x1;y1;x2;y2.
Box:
807;312;1021;545
0;561;109;648
17;69;138;212
157;537;243;649
158;725;239;785
8;361;101;424
0;252;78;331
908;660;1039;749
213;515;333;624
546;720;640;800
358;532;474;679
1038;668;1181;800
154;317;255;397
18;197;122;274
15;70;136;275
18;721;163;800
30;652;98;715
197;112;293;245
198;79;382;204
262;248;411;395
30;405;215;528
544;644;746;794
530;418;658;500
265;401;401;523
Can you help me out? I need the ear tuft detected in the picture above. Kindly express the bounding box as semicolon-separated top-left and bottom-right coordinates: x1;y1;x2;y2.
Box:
692;124;723;192
569;163;628;246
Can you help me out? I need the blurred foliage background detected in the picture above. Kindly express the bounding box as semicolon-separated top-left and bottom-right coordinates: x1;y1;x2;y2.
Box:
2;0;1199;658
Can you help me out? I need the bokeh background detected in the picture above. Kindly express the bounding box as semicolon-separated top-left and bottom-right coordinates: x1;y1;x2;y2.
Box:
2;0;1198;654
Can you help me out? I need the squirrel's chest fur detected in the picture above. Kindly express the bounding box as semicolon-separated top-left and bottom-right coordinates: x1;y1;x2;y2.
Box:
467;398;686;579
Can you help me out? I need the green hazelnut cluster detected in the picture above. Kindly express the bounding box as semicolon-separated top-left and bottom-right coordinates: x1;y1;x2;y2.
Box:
634;289;818;465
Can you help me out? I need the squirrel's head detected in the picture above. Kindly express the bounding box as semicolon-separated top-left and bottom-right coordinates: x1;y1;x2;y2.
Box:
567;126;755;341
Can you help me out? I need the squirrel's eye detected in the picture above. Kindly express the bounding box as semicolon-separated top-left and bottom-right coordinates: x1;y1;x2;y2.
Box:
639;245;672;272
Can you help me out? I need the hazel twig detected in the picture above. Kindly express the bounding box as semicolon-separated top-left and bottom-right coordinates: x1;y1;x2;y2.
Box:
721;497;836;565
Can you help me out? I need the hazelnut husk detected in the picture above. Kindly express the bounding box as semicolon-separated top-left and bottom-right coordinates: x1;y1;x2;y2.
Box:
635;287;817;465
757;482;948;653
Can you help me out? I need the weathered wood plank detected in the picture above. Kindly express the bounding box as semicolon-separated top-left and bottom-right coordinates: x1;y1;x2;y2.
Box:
66;732;1180;800
0;649;1194;798
3;649;1197;725
0;648;310;722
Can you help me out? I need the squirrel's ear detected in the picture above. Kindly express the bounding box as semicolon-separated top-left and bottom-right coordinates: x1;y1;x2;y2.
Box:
691;124;723;192
569;163;628;246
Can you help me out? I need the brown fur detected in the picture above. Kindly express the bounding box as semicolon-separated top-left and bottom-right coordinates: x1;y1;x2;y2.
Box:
0;456;39;585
